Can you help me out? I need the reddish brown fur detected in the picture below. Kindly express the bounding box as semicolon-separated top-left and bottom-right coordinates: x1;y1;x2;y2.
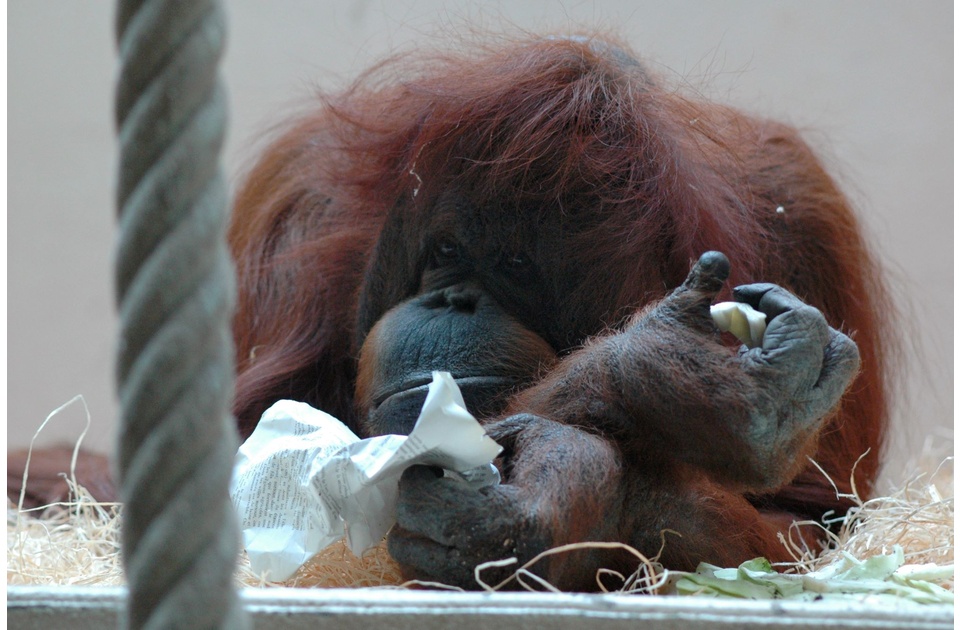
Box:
229;33;890;568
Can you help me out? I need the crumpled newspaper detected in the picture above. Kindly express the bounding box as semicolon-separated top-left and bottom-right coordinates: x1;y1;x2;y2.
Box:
230;371;502;580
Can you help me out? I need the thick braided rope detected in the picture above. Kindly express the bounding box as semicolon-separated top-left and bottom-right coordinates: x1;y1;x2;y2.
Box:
114;1;248;627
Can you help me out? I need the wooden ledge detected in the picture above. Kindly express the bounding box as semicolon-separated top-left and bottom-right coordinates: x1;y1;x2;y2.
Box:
7;586;953;629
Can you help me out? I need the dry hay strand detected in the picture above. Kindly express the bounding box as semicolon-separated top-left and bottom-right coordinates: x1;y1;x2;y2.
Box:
466;457;955;596
6;480;405;589
471;536;673;594
778;456;954;591
6;458;953;594
236;537;403;588
7;484;124;586
6;395;405;589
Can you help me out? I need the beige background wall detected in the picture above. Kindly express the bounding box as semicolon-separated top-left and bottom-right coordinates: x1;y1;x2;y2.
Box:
8;1;953;488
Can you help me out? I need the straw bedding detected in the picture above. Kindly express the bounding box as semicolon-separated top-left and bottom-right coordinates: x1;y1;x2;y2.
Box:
7;456;953;598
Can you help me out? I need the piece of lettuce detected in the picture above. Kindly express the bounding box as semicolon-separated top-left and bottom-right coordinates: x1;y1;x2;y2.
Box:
670;546;953;605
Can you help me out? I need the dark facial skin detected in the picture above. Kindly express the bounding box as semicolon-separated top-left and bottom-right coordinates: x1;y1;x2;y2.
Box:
356;283;557;436
354;192;568;437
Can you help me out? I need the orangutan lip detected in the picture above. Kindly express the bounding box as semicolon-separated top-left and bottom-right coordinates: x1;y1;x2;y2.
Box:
370;375;432;408
371;375;517;410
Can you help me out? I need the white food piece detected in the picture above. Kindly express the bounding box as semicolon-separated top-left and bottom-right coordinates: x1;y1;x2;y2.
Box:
710;302;767;348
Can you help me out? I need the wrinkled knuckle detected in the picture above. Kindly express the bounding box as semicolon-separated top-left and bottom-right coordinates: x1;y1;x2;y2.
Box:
792;304;825;325
829;332;861;368
755;283;779;291
778;305;828;340
735;282;774;298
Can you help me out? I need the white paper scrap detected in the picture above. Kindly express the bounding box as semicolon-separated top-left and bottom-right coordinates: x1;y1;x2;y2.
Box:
230;371;503;581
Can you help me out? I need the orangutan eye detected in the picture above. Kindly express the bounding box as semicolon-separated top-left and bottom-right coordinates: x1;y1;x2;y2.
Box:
505;251;531;269
433;240;462;265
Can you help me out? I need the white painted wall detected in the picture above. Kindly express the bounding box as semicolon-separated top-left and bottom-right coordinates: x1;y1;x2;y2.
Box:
7;1;952;487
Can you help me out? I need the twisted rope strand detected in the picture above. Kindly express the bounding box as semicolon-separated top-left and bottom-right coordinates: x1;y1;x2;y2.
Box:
114;0;248;627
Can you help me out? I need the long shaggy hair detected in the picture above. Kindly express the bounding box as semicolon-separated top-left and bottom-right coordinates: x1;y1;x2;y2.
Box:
228;32;891;520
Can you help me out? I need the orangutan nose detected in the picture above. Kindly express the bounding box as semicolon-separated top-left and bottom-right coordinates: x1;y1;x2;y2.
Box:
441;284;482;313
